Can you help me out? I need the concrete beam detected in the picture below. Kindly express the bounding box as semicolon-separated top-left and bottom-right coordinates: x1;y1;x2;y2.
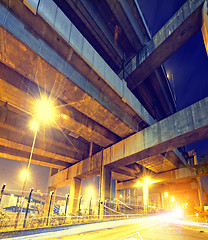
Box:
0;61;120;147
106;0;145;50
0;110;87;166
48;97;208;188
136;154;178;173
0;108;87;156
111;172;134;182
0;1;155;129
103;96;208;168
0;23;136;140
117;163;208;190
0;146;69;169
149;181;198;194
126;0;204;90
0;137;78;165
139;149;188;173
112;166;138;178
172;149;188;166
66;0;123;58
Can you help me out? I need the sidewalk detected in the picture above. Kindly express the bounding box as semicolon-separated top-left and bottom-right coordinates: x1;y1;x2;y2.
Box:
181;219;208;233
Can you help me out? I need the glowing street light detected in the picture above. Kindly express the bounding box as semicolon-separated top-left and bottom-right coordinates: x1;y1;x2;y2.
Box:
20;169;30;182
164;192;168;198
34;96;56;125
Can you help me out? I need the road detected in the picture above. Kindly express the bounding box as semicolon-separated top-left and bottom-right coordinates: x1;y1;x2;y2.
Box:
3;214;208;240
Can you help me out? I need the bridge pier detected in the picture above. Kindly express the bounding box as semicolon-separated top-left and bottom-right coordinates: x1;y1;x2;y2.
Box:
157;192;162;211
124;190;128;204
115;181;121;211
193;153;204;211
68;177;82;215
99;166;112;218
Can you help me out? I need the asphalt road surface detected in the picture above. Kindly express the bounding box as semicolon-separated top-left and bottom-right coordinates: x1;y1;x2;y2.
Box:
3;214;208;240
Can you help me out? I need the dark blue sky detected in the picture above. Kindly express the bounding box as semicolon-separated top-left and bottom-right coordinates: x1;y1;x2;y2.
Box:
139;0;208;156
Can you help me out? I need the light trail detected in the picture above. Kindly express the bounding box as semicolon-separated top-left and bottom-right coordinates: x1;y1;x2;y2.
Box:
3;215;161;240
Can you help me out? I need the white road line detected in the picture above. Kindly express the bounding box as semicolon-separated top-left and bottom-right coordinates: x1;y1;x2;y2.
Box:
138;232;144;240
118;232;141;240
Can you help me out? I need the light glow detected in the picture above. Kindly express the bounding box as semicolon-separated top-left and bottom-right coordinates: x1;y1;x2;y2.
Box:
34;96;56;124
29;119;39;131
20;169;30;181
143;176;153;186
164;192;168;198
171;207;183;219
85;186;96;200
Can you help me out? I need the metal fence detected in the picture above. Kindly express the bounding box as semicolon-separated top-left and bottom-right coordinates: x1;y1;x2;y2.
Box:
0;185;159;231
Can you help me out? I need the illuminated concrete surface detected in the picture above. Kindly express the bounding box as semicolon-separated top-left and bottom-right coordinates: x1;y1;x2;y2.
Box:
48;97;208;188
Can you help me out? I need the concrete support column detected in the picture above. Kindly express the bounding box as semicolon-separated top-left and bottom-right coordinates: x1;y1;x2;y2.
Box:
135;188;139;213
115;181;121;211
194;153;204;211
100;166;112;217
129;189;134;205
68;177;82;215
157;192;162;212
124;190;128;204
143;184;149;214
135;188;139;206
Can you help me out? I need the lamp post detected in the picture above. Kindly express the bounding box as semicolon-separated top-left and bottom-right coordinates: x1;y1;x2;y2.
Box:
15;123;38;228
15;96;56;228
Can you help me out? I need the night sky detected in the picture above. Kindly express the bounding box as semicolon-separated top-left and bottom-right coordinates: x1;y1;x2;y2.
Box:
140;0;208;157
0;0;208;194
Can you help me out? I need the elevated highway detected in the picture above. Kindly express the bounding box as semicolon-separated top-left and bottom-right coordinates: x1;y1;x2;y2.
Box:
0;0;207;214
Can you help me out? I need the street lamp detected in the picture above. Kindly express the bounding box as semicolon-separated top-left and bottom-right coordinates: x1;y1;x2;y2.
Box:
15;96;56;228
34;96;56;125
164;192;168;198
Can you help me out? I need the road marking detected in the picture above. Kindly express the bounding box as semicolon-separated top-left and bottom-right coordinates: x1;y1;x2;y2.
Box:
118;231;144;240
138;232;144;240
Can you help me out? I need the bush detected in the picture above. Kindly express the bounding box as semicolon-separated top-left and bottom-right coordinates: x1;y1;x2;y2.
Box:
0;211;10;229
26;212;45;229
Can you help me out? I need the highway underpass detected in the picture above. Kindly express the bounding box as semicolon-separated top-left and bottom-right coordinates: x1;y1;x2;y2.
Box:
0;0;208;232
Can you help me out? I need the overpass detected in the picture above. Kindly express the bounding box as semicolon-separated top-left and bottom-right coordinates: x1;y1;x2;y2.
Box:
0;0;208;217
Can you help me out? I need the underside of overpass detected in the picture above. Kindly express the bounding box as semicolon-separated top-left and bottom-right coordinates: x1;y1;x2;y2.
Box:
0;0;208;213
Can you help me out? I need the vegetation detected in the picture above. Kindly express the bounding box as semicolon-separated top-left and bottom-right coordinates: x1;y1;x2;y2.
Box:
0;211;10;229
